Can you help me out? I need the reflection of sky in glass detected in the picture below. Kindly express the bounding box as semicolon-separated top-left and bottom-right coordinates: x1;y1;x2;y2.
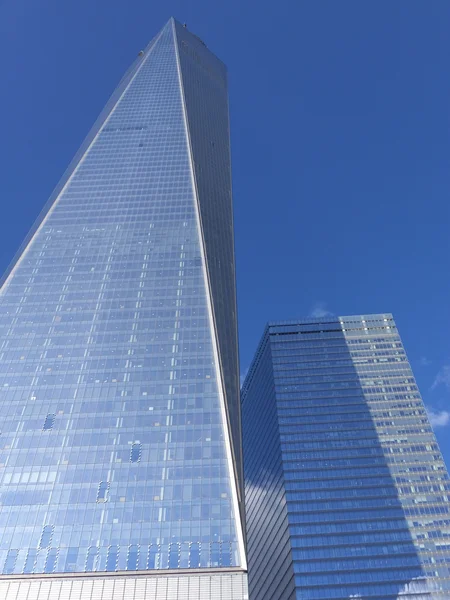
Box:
242;315;450;599
0;20;243;575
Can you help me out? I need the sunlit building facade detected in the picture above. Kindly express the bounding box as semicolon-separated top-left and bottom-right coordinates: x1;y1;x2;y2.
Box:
242;314;450;600
0;18;247;600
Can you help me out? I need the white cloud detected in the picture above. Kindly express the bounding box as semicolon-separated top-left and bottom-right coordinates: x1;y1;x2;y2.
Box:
426;406;450;428
431;364;450;391
309;302;334;319
419;356;432;367
240;367;249;388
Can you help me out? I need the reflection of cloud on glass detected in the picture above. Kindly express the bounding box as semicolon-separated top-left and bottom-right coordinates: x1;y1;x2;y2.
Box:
397;577;440;597
432;364;450;391
426;406;450;428
309;301;333;318
348;578;441;599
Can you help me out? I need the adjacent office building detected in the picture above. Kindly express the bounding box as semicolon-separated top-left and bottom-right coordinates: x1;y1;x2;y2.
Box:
242;314;450;599
0;19;247;600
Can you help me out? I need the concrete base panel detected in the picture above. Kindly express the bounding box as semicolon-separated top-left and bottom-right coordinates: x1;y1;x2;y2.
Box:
0;570;248;600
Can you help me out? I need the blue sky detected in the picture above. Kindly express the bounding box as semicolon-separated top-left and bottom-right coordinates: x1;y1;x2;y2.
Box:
0;0;449;464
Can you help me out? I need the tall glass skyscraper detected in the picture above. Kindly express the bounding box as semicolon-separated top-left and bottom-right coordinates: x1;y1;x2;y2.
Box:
0;18;247;600
242;314;450;600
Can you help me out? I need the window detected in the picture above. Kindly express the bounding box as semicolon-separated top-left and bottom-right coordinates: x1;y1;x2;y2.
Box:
131;442;142;462
97;482;109;502
43;414;55;430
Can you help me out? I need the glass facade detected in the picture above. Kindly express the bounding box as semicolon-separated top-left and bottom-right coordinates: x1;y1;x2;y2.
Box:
242;314;450;600
0;17;245;593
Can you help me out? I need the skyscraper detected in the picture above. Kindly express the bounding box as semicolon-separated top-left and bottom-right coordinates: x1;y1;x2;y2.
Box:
242;314;450;600
0;18;247;600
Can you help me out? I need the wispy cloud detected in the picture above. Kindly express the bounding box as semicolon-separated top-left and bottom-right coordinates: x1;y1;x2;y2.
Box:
426;406;450;428
431;364;450;391
240;367;249;388
419;356;432;367
309;302;334;319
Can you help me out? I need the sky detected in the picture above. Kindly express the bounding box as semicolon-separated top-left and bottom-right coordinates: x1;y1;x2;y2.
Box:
0;0;449;464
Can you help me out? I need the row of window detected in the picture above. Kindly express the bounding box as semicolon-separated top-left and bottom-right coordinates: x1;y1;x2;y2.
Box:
2;541;238;575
